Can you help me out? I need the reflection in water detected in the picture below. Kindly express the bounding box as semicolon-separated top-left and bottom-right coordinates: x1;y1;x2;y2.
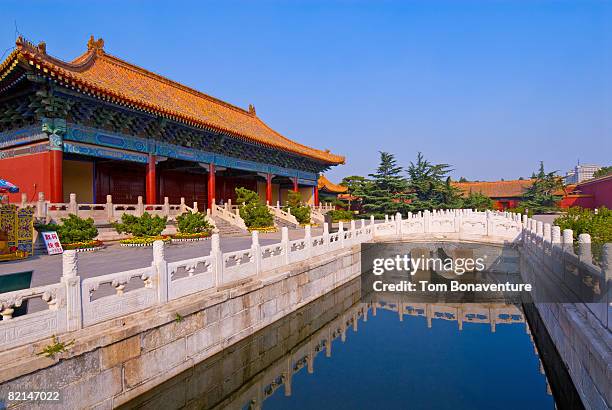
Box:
120;279;557;410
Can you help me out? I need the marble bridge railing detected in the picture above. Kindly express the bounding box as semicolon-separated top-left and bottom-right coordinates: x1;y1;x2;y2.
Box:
0;209;532;351
521;216;612;330
19;192;196;224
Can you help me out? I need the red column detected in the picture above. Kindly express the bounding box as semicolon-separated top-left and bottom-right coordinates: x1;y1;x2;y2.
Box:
266;173;272;205
50;150;63;203
207;163;215;210
146;154;157;204
292;177;298;192
314;186;319;206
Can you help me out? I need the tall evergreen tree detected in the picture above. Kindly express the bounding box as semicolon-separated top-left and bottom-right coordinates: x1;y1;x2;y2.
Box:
406;152;463;211
360;152;410;217
522;162;563;214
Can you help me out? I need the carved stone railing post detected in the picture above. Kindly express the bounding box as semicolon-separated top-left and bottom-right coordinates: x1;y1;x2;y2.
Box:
20;193;27;208
180;197;186;213
423;210;430;233
137;196;145;216
210;234;223;287
304;224;312;257
455;210;462;234
163;196;170;216
153;240;168;303
36;192;47;220
62;250;82;331
552;226;561;246
68;193;78;215
577;234;592;264
193;202;198;213
323;222;330;245
281;227;290;265
338;221;345;248
251;231;261;277
395;213;402;236
370;215;375;226
106;195;114;222
562;229;574;254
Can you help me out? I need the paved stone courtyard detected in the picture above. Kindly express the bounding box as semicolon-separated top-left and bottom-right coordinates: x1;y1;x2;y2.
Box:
0;227;324;287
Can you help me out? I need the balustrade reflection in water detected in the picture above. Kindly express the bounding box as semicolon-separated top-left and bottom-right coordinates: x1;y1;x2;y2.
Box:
120;278;561;410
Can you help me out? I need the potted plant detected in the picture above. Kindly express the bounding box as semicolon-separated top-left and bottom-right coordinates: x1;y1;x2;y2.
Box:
283;191;313;226
114;213;170;247
35;214;103;252
236;187;276;232
172;212;214;242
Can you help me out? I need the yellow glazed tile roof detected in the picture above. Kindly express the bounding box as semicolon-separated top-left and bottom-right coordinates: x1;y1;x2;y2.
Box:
318;174;348;193
2;36;344;165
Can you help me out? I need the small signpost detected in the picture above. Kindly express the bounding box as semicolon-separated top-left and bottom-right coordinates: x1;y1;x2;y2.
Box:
41;231;63;255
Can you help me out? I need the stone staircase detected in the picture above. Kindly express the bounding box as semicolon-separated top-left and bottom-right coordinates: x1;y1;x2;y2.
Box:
211;216;248;236
272;215;300;229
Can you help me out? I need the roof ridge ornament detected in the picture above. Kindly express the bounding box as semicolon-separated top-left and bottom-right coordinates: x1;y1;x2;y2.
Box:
248;104;256;115
87;35;105;53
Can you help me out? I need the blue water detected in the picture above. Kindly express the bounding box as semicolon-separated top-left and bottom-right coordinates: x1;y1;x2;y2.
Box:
265;307;554;410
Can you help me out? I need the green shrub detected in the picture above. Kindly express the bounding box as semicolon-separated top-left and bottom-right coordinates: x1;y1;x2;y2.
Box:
328;209;354;222
554;207;612;244
236;187;274;228
176;212;213;234
283;191;311;224
555;207;612;264
114;212;167;237
35;214;98;244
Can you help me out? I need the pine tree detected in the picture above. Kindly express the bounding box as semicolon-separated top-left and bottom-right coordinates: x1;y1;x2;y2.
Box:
406;152;463;211
360;152;410;217
521;162;563;214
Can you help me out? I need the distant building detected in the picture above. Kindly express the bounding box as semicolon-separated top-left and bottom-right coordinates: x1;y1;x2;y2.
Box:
562;174;612;209
452;180;534;210
564;164;601;184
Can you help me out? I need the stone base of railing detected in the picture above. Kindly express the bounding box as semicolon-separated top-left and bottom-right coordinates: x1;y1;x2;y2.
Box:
0;244;361;409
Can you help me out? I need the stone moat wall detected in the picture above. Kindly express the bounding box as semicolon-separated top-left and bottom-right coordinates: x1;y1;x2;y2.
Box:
0;245;361;409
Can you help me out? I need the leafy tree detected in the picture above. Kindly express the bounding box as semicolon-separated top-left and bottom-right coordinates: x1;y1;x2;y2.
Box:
114;213;167;237
593;166;612;179
236;187;274;228
406;152;463;211
360;152;410;218
521;162;563;214
461;191;495;211
458;177;468;182
283;191;311;224
36;214;98;243
176;212;213;234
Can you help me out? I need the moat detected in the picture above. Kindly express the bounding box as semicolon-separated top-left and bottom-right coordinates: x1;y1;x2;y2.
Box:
120;278;563;410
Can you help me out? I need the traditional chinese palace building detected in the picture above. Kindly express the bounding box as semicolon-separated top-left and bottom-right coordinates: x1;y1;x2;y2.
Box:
0;36;344;208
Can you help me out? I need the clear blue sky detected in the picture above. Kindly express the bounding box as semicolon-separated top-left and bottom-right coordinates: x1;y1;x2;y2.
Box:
1;0;609;182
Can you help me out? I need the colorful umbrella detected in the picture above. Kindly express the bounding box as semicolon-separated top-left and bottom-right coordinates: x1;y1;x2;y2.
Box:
0;179;19;193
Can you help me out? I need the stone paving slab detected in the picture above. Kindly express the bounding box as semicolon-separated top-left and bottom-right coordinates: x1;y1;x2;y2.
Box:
0;228;323;287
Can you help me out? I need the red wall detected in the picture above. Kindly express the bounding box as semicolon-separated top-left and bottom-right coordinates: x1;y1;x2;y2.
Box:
0;151;51;203
576;176;612;209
